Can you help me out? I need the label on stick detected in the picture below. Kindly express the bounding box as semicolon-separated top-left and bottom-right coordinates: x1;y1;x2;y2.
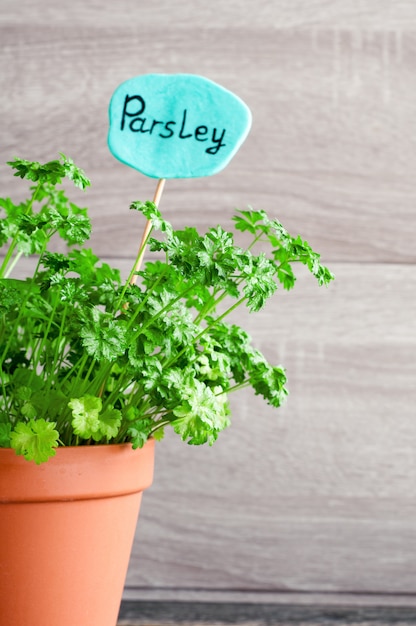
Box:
108;73;252;179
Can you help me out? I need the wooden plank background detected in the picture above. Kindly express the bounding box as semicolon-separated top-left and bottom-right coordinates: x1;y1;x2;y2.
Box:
1;0;416;606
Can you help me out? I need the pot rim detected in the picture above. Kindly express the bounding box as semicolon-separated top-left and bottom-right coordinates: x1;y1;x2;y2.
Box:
0;439;155;503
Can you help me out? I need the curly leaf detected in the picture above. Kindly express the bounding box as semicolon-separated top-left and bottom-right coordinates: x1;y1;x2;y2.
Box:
127;417;155;449
99;407;122;439
10;418;59;464
171;380;230;445
68;395;102;440
130;200;172;235
7;155;90;190
80;309;127;361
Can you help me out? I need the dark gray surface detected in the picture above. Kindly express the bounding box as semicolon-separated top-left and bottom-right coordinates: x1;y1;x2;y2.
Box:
117;601;416;625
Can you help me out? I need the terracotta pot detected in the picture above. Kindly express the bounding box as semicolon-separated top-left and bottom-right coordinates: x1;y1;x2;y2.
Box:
0;440;155;626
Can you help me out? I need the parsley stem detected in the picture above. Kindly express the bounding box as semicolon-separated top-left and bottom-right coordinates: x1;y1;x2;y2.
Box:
0;182;41;278
150;420;171;435
3;250;23;278
193;287;223;324
124;261;169;332
246;231;266;252
222;380;251;394
127;281;197;347
163;295;247;371
43;304;69;397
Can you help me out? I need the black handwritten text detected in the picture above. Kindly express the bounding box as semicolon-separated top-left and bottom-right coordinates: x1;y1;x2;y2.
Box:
120;95;226;155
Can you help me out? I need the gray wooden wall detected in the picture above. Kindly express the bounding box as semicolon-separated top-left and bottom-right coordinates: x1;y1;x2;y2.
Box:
1;0;416;607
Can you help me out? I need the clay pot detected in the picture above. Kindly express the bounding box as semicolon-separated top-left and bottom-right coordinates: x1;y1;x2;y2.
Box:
0;440;155;626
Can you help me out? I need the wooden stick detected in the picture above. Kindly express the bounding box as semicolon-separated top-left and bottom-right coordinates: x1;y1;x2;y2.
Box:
129;178;166;285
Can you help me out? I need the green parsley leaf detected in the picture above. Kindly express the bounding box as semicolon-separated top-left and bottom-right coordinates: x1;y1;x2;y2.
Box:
79;308;127;361
98;407;122;440
68;395;102;440
127;417;154;449
171;379;231;445
10;418;59;464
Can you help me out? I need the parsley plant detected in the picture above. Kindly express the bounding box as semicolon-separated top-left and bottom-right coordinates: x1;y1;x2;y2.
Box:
0;156;333;463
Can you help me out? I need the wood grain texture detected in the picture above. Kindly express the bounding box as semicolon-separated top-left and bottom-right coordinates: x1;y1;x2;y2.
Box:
1;0;416;603
122;263;416;595
1;2;416;262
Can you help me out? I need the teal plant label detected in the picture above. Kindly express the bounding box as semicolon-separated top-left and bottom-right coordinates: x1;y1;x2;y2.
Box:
108;74;252;179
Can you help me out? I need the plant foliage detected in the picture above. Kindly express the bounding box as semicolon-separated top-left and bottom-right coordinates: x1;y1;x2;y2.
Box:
0;156;334;463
